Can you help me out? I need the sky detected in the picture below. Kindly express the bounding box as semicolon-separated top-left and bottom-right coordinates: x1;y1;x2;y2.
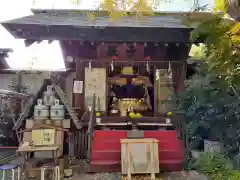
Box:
0;0;213;70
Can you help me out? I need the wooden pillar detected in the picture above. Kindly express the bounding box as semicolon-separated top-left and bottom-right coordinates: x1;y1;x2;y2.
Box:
73;42;97;112
175;44;190;93
177;62;186;92
73;59;84;111
153;66;157;117
173;110;188;158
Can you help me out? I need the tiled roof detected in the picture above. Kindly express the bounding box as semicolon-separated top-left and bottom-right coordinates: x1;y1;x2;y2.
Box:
2;10;191;28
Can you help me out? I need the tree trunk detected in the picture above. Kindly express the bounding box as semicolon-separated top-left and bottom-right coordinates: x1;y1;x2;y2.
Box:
227;0;240;21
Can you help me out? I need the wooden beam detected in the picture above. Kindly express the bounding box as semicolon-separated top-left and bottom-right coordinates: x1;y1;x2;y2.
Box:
95;122;172;127
8;24;193;43
24;39;35;47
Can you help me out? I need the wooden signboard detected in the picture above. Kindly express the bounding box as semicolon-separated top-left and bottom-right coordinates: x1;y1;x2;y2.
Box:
32;129;55;146
31;130;42;145
84;68;107;111
155;69;174;114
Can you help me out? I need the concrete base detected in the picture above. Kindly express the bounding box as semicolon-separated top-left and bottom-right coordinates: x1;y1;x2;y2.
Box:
204;140;223;153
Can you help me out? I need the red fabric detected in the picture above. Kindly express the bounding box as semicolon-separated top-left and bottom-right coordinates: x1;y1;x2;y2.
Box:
90;130;184;172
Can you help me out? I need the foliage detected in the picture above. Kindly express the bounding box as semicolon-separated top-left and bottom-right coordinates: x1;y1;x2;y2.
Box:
214;0;228;13
189;43;206;59
182;11;240;156
180;71;239;141
73;0;155;20
100;0;153;20
186;0;240;88
197;152;233;180
179;68;240;161
196;152;240;180
214;0;240;20
183;155;198;171
181;16;240;166
190;15;240;87
232;171;240;180
70;0;240;22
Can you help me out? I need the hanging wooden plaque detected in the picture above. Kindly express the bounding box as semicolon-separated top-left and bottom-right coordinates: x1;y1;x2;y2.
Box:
156;69;174;113
84;68;107;111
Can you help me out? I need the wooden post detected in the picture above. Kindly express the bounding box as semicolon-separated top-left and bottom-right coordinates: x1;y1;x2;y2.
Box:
177;44;190;92
149;143;155;180
153;66;157;117
126;143;131;180
177;62;186;92
173;110;188;160
73;59;84;111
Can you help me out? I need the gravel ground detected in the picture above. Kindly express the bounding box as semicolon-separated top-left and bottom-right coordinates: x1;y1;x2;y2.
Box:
73;171;208;180
0;149;16;159
0;170;208;180
0;156;208;180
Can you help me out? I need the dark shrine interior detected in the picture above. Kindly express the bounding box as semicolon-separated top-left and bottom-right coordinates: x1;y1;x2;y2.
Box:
106;44;156;116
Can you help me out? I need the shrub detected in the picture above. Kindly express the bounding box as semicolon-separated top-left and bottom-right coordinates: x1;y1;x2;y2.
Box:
197;152;233;180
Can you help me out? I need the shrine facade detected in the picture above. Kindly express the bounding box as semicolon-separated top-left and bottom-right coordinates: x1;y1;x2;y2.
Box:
2;9;194;122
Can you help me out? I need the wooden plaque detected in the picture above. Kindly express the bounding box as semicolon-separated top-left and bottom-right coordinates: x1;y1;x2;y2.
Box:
84;68;107;111
31;129;55;146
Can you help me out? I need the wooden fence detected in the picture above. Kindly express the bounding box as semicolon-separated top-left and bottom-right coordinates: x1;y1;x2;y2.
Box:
72;129;88;159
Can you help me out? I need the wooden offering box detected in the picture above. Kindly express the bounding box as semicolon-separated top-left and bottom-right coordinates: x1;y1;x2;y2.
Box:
121;138;159;180
32;129;56;146
20;124;68;158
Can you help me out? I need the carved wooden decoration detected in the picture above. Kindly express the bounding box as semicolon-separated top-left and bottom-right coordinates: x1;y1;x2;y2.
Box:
116;44;129;60
126;44;136;58
133;44;144;61
97;43;108;59
108;44;118;57
155;44;166;61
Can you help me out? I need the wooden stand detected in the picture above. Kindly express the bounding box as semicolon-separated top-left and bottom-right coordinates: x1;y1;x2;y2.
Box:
120;138;159;180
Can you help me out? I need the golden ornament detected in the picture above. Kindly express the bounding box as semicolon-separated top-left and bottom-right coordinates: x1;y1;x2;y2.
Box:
96;112;101;117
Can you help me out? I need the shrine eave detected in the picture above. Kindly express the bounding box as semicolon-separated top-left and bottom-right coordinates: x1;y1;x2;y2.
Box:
0;48;13;54
0;48;12;69
1;10;196;43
